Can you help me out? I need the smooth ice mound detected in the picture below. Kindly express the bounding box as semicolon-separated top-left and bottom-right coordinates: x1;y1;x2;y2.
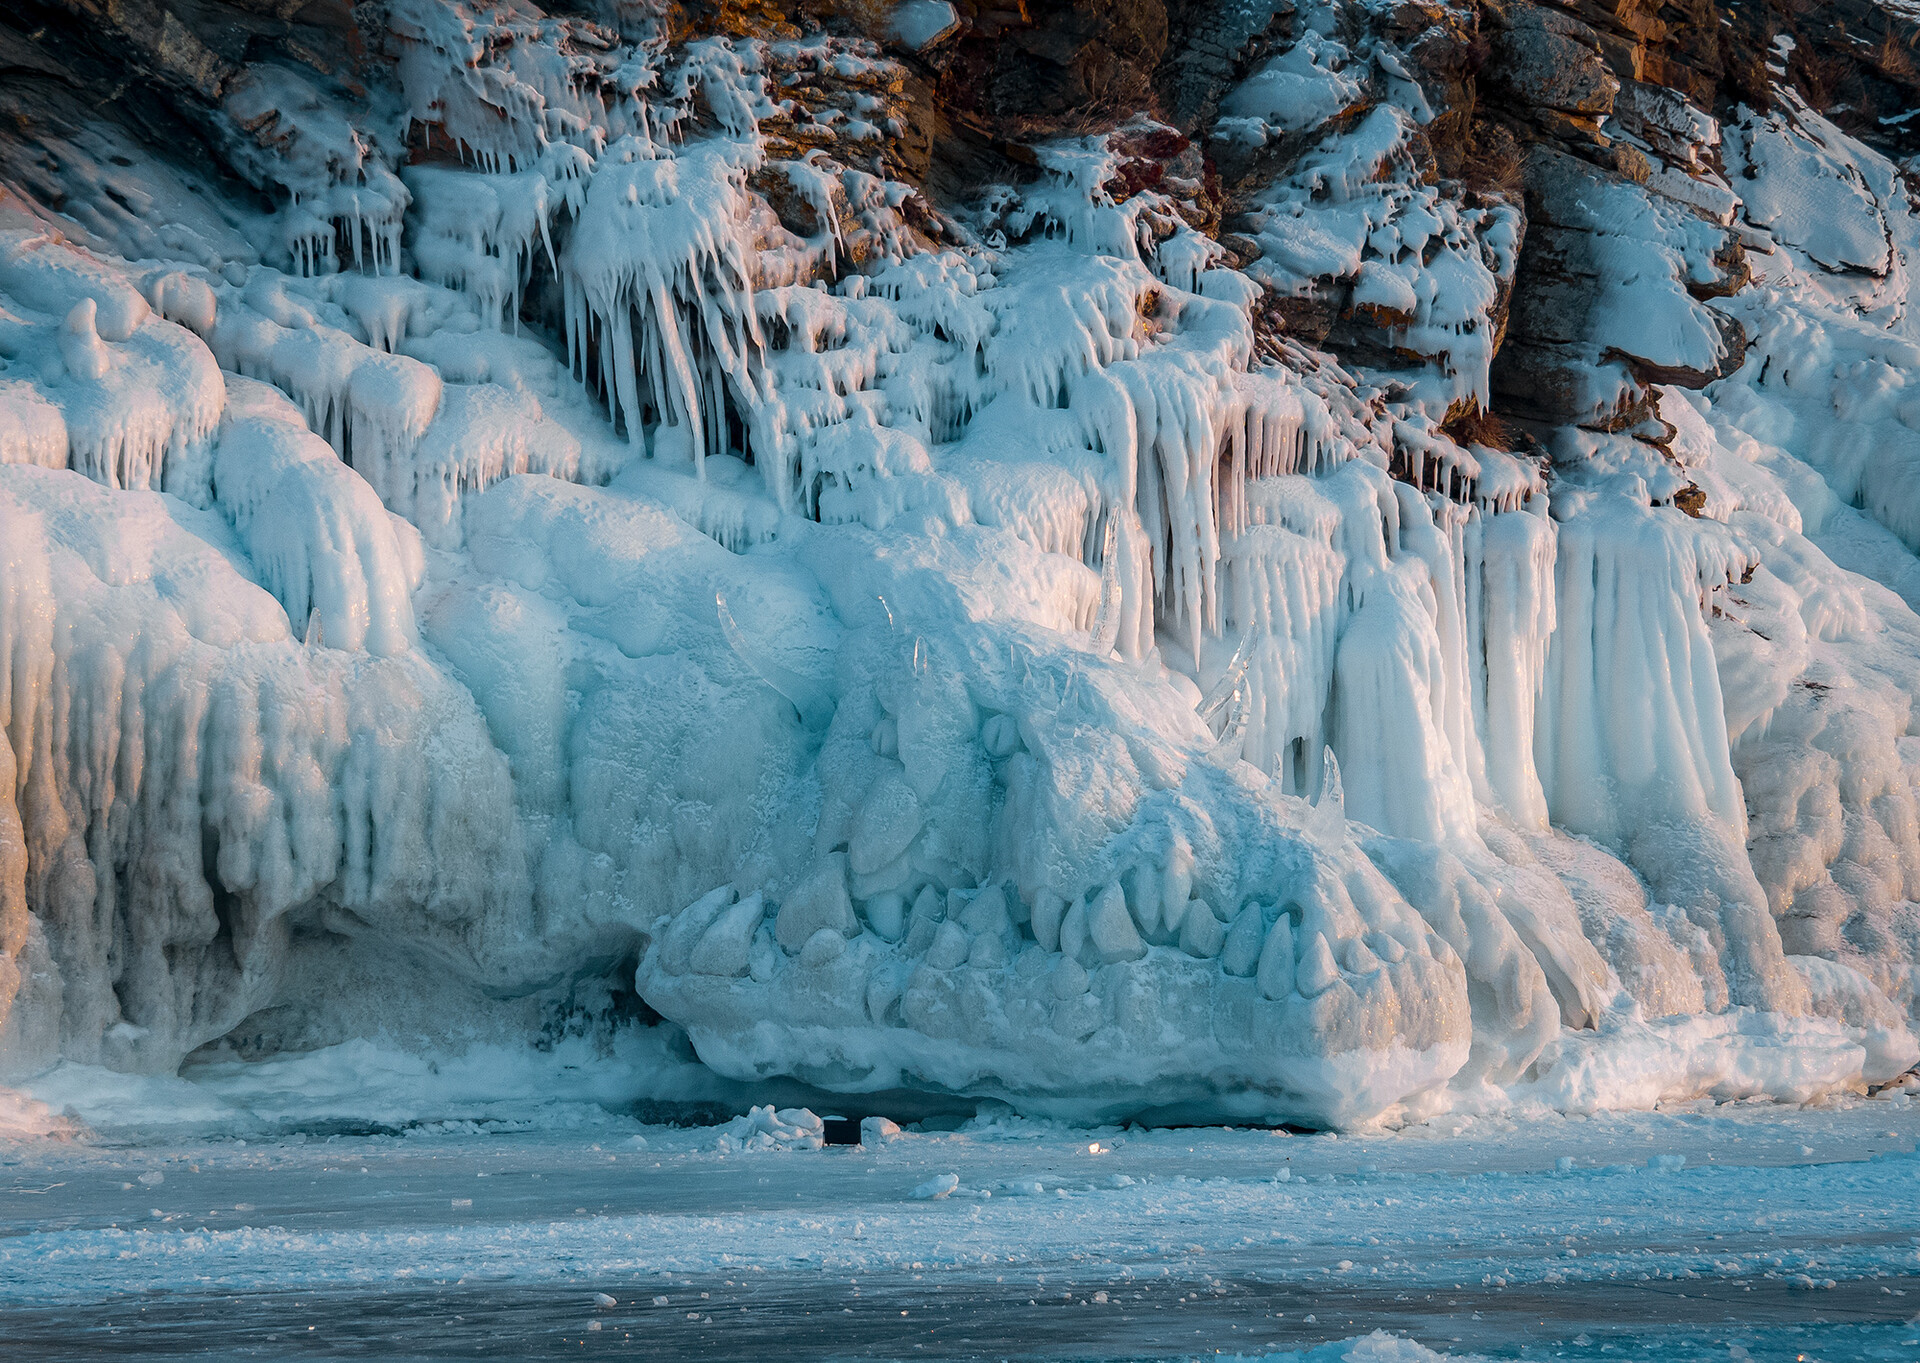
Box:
1;0;1918;1128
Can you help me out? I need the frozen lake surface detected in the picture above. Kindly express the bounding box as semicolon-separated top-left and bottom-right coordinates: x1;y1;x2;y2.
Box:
3;1087;1918;1360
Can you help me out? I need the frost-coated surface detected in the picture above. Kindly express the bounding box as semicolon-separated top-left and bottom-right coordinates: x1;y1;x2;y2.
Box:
2;0;1920;1128
1;1076;1916;1360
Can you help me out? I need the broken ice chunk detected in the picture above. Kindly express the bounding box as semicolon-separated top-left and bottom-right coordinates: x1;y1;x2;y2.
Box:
910;1172;959;1200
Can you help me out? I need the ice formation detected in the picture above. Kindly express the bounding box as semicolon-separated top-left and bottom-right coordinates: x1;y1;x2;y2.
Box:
1;0;1918;1126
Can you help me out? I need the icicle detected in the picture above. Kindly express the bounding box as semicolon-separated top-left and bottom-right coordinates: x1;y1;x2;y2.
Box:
1308;747;1346;844
1089;514;1121;654
1198;626;1256;735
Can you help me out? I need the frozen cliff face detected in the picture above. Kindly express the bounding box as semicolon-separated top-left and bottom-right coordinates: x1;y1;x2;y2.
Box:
0;0;1917;1124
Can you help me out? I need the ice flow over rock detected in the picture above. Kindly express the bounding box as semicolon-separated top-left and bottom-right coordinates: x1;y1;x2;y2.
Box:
0;0;1917;1125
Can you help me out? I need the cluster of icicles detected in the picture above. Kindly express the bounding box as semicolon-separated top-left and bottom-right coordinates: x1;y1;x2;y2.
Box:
0;13;1728;844
2;8;1837;1118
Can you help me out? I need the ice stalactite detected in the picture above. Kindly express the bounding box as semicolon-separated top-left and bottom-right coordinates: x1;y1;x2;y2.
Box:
1120;356;1229;665
0;722;33;1066
1331;546;1478;845
1539;500;1806;1013
1213;370;1346;537
0;233;224;500
0;464;528;1077
1466;505;1557;828
1390;482;1486;826
212;376;423;656
1218;519;1342;792
209;272;444;484
404;148;591;331
220;67;411;278
393;385;584;546
561;140;766;468
1538;503;1753;843
385;0;620;175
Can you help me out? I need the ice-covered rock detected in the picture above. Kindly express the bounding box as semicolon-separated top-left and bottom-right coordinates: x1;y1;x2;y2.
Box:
0;0;1917;1129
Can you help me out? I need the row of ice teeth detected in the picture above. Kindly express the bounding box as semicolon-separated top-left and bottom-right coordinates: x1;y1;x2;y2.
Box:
657;863;1451;1009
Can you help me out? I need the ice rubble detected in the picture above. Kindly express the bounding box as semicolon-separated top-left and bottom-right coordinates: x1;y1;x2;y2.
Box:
1;2;1918;1126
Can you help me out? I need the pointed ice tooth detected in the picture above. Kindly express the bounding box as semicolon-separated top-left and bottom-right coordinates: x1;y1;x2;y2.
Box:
1256;914;1295;1000
689;892;764;977
716;592;835;730
1197;627;1255;730
1161;851;1193;941
863;891;907;942
902;885;943;956
143;270;216;337
1059;896;1092;964
1221;904;1266;977
58;299;112;382
1343;938;1381;974
1373;932;1406;964
926;920;971;970
1089;511;1121;654
1298;932;1340;997
1122;863;1162;937
850;771;923;876
958;884;1011;936
1088;882;1146;964
1306;746;1346;844
775;853;858;952
1177;899;1225;959
1031;890;1067;952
